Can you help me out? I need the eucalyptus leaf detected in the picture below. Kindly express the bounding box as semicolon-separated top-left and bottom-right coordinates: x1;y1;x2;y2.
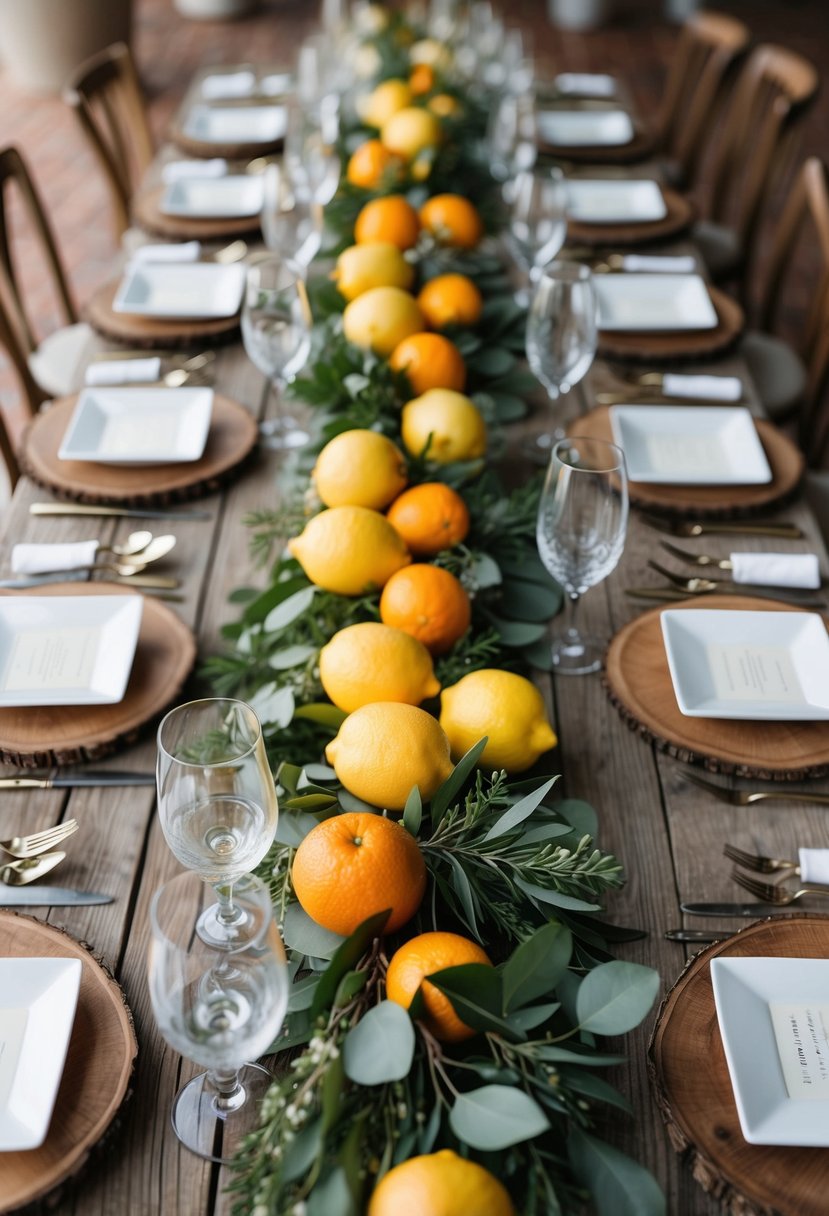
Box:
307;1164;357;1216
283;793;338;812
568;1127;666;1216
491;393;528;422
483;776;558;842
248;683;295;728
450;1085;550;1150
263;585;316;633
445;853;481;937
338;790;383;814
430;738;488;820
429;964;519;1038
507;1001;561;1031
555;798;599;839
402;785;422;837
536;1045;627;1067
515;877;602;912
282;902;345;961
489;616;548;647
466;552;502;590
281;1118;323;1184
287;974;319;1013
275;810;320;846
576;961;661;1036
498;578;562;622
335;969;367;1006
294;703;348;729
311;909;390;1019
502;919;572;1011
468;347;516;377
304;763;338;783
269;643;317;670
343;1000;415;1085
228;586;258;604
243;576;309;625
521;637;555;670
558;1069;632;1113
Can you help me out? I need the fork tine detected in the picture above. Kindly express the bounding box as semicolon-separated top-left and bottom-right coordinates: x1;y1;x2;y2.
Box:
660;540;692;563
731;869;784;902
723;843;758;868
10;820;79;855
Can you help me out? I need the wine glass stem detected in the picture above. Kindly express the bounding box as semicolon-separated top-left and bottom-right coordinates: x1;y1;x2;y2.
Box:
561;590;582;644
215;881;244;927
208;1068;245;1113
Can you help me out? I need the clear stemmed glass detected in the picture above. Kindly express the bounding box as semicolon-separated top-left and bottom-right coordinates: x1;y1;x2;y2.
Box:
487;92;537;194
262;163;322;270
284;96;341;209
156;698;279;947
525;262;598;455
148;870;288;1163
509;168;568;290
537;437;629;675
242;253;312;450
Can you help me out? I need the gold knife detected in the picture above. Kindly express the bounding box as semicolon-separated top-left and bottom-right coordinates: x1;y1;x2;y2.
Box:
31;503;211;522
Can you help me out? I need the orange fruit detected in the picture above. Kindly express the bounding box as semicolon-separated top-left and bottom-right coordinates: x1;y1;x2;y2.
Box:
386;930;493;1041
389;332;467;395
380;564;471;655
292;812;426;937
386;482;470;555
409;63;435;96
419;194;484;250
369;1151;514;1216
346;139;405;189
417;274;483;328
354;195;421;250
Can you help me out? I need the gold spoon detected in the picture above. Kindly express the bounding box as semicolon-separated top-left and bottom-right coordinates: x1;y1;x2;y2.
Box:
0;852;66;886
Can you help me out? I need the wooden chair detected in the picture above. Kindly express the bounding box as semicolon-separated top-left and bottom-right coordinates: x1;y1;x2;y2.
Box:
0;146;89;415
692;44;819;286
63;42;154;238
654;10;750;190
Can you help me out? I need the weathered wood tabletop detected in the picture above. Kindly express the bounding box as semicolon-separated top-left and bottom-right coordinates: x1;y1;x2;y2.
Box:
6;36;829;1216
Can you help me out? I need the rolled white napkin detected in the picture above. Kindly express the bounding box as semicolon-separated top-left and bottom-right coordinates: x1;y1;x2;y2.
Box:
259;72;292;96
85;357;162;386
201;70;256;100
12;541;99;574
730;553;821;589
799;849;829;884
161;158;228;182
555;73;616;98
621;255;697;273
131;241;202;264
662;373;743;401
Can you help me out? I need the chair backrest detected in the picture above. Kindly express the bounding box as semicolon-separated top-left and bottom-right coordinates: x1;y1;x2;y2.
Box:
656;10;750;186
63;42;153;237
0;399;20;494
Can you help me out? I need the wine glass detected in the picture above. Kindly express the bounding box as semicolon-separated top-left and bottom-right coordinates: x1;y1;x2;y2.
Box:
486;92;537;195
156;698;279;946
242;253;312;450
148;870;288;1163
537;437;629;675
284;96;341;208
262;162;322;269
509;168;568;288
525;262;598;455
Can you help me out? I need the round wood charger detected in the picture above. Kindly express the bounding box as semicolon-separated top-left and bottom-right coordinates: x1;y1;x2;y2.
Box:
169;118;284;162
604;595;829;779
0;582;196;768
571;406;804;516
20;394;259;507
539;124;656;165
566;188;694;247
598;287;744;363
132;186;261;241
85;278;239;349
0;912;137;1214
649;915;829;1216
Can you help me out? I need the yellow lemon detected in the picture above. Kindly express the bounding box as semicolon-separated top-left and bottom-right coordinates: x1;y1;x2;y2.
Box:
381;106;442;161
333;243;415;303
359;78;412;129
409;38;453;70
429;93;461;118
288;506;410;596
401;388;487;463
368;1150;515;1216
312;429;407;510
319;622;440;713
440;669;557;773
343;286;425;357
325;702;453;810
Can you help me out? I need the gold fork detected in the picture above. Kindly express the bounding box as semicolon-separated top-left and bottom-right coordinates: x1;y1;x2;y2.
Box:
0;819;79;858
659;540;736;570
723;843;798;876
684;771;829;806
645;559;826;606
732;870;829;905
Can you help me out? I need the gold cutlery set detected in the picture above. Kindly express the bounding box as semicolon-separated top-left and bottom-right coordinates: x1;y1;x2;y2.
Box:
0;820;78;888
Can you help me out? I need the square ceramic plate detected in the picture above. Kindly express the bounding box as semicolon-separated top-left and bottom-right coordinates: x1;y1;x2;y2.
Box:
566;179;667;224
711;957;829;1145
554;72;617;97
537;109;634;147
608;405;772;484
160;175;265;218
0;958;82;1150
660;609;829;720
0;595;143;707
182;104;287;145
595;273;719;331
113;262;245;319
59;386;214;464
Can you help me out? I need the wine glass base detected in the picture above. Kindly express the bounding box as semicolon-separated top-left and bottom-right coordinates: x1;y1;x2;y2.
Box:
550;632;605;676
196;899;268;950
171;1063;273;1164
259;418;310;450
522;430;566;465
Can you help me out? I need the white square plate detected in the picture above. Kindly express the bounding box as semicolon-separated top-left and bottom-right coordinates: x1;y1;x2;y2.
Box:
608;405;772;484
160;175;264;219
0;595;143;707
711;957;829;1145
554;72;617;98
182;104;287;145
537;109;634;147
0;957;82;1151
595;273;719;331
113;262;245;319
660;609;829;720
566;179;667;224
59;386;214;464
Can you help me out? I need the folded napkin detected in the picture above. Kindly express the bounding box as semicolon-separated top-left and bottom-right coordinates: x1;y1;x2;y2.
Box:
85;357;162;386
201;70;256;100
662;373;743;401
259;72;292;97
730;553;821;589
12;541;99;574
161;158;228;183
555;72;616;97
621;255;696;274
799;849;829;884
130;241;202;264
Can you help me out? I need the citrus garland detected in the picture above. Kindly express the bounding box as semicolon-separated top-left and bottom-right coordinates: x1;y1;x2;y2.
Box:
212;8;666;1215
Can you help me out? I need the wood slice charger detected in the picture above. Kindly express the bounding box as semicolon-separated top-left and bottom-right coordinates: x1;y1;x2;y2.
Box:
650;914;829;1216
566;187;694;247
538;119;656;165
132;185;261;242
571;406;804;517
604;595;829;779
598;287;744;363
0;582;196;768
20;393;259;507
86;278;240;349
0;912;137;1214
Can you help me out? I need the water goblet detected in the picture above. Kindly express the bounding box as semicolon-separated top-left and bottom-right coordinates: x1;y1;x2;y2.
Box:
536;436;629;675
156;697;279;946
284;96;341;208
148;870;288;1162
262;162;321;269
509;168;568;287
486;92;537;195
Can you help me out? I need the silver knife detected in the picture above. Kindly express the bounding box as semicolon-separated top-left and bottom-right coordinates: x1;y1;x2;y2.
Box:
666;928;729;942
0;771;155;789
30;503;212;521
0;886;113;905
681;901;783;917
